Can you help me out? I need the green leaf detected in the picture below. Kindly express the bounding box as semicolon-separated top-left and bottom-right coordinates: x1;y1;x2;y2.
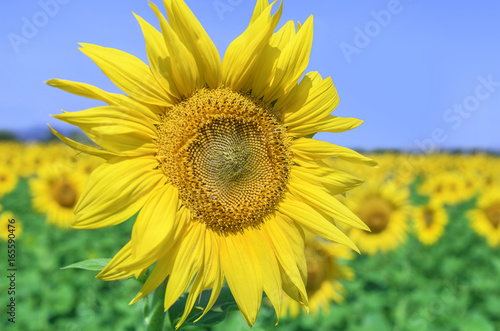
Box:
168;286;239;328
460;313;495;331
61;258;111;271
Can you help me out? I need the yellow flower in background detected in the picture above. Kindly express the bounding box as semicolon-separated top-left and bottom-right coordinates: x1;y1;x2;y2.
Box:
413;203;448;246
18;144;48;177
468;190;500;247
0;210;22;241
0;142;22;174
460;171;480;201
30;166;86;228
47;0;375;326
481;169;500;192
346;182;410;255
283;234;354;317
0;165;18;198
76;155;105;176
419;172;467;205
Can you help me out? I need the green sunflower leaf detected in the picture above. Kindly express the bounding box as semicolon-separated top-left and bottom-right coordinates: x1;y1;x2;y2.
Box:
61;258;111;271
168;286;239;328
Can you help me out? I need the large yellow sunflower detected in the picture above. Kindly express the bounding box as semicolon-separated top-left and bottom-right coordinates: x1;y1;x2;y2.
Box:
413;203;448;246
282;234;354;317
47;0;375;327
345;182;409;255
468;190;500;247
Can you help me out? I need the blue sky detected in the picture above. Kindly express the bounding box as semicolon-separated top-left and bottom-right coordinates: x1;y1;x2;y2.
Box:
1;0;500;151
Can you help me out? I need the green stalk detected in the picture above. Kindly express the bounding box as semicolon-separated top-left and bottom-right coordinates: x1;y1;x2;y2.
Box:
144;280;168;331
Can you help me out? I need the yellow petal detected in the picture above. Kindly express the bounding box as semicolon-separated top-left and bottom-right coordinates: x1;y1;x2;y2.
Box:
150;2;200;97
97;241;137;281
264;218;307;305
288;177;370;231
245;227;283;324
128;183;180;269
220;233;262;327
133;13;181;102
279;72;338;125
79;43;170;106
163;0;222;88
48;125;118;160
129;252;174;305
73;156;164;229
249;0;270;25
222;1;282;91
291;137;378;167
273;213;306;281
261;16;314;103
177;230;221;328
288;116;363;137
291;165;364;194
53;106;156;156
193;231;224;323
129;223;194;304
249;20;295;95
46;78;162;121
163;224;205;312
278;197;360;253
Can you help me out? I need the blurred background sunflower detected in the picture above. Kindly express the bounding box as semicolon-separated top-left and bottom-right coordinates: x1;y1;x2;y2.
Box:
345;182;410;255
413;203;448;246
29;165;86;228
282;234;354;317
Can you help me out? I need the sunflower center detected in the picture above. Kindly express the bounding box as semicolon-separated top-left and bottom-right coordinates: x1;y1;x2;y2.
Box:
423;209;434;228
485;204;500;229
361;197;393;234
156;87;291;233
51;181;77;208
305;245;328;295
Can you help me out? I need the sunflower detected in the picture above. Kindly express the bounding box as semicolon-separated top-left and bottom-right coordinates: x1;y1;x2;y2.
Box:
418;172;466;205
0;165;18;198
30;166;86;228
282;234;354;317
18;144;49;177
0;210;22;241
468;190;500;247
0;142;22;174
47;0;375;327
76;154;105;176
413;203;448;246
345;182;409;255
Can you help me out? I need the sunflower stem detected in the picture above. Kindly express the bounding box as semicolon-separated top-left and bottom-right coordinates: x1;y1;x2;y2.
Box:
144;280;167;331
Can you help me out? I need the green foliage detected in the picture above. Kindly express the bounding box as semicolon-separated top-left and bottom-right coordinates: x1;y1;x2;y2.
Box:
244;199;500;331
169;287;239;328
0;180;143;331
62;259;111;271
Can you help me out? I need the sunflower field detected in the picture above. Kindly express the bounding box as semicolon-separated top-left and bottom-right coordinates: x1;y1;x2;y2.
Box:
1;141;499;331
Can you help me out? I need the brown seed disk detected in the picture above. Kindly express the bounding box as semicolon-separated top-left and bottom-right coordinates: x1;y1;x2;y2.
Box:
359;196;394;234
51;180;78;208
486;203;500;229
156;87;292;233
